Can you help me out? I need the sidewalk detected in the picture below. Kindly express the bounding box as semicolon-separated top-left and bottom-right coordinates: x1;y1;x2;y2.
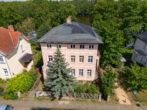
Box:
0;97;146;110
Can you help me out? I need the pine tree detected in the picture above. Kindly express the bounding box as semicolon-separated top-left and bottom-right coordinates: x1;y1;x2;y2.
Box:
45;49;75;99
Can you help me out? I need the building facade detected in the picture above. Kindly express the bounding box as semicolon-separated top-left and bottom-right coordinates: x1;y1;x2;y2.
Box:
0;26;33;79
38;17;103;81
132;31;147;67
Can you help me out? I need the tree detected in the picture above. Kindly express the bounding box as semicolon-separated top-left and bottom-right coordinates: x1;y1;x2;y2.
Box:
119;0;143;44
15;18;35;35
102;66;118;98
122;64;147;92
92;0;124;68
45;49;75;99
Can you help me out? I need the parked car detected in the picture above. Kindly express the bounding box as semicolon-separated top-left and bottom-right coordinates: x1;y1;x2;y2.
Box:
0;105;12;110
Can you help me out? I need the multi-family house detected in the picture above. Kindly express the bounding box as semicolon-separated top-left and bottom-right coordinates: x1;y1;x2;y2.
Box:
132;31;147;67
0;25;33;79
38;16;103;82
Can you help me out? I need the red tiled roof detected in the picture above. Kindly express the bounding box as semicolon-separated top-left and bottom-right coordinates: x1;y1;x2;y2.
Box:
0;26;22;55
26;36;31;40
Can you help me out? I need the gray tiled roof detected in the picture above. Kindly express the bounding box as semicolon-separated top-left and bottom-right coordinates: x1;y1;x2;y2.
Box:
136;31;147;43
37;22;103;44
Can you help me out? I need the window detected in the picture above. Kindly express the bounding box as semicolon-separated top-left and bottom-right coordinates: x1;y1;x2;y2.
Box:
79;69;83;77
80;44;84;49
21;45;24;53
71;44;75;49
71;56;75;62
79;56;84;62
57;44;61;48
87;70;92;78
48;56;53;62
143;43;147;50
47;44;51;48
3;69;8;76
89;45;94;49
71;69;75;77
0;56;4;63
88;56;93;63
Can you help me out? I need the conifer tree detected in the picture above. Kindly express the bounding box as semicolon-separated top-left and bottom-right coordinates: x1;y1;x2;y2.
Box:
45;49;75;99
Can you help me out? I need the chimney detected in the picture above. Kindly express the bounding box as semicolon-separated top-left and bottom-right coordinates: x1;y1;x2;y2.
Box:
66;16;72;24
8;25;14;31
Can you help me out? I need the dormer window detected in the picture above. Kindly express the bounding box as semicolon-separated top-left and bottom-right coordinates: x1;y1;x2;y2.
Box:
143;43;147;50
80;44;84;49
47;44;51;48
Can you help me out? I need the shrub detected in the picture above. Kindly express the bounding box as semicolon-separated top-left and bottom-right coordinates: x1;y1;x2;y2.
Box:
121;64;147;92
6;73;34;94
3;93;18;100
74;83;99;94
0;78;6;83
87;84;99;94
0;86;4;92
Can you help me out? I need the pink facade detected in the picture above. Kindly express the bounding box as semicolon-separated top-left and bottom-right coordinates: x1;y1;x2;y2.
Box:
41;43;100;81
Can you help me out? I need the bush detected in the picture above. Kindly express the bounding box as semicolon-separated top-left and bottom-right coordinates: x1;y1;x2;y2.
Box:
87;84;99;94
74;83;99;94
3;93;18;100
0;78;6;83
121;64;147;92
6;72;35;94
0;86;4;92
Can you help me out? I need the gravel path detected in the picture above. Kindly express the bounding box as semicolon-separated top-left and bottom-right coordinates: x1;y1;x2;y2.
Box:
115;82;131;105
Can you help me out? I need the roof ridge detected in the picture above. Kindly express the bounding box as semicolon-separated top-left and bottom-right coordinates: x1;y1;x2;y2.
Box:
9;31;15;48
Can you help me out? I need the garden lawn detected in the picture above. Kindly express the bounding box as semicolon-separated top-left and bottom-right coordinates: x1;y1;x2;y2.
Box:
136;90;147;105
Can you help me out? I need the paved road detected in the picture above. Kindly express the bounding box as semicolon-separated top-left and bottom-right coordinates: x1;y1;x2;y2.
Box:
0;98;147;110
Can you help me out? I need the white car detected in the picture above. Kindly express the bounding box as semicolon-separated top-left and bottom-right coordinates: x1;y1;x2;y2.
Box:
0;105;12;110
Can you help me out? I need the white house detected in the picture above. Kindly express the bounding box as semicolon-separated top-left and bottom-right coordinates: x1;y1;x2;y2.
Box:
0;25;33;79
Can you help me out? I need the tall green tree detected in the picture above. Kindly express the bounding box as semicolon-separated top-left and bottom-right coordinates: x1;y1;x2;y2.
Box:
119;0;143;44
122;64;147;92
92;0;124;68
15;18;35;35
45;49;75;99
102;66;118;98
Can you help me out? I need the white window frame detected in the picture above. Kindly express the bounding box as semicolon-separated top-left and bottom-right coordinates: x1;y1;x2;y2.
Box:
47;44;52;48
57;44;61;49
3;68;8;76
89;45;94;49
80;44;84;49
87;70;92;78
0;56;4;63
48;55;53;62
71;69;75;77
71;44;75;49
79;69;83;77
79;56;84;63
71;56;75;63
21;45;24;53
88;56;93;63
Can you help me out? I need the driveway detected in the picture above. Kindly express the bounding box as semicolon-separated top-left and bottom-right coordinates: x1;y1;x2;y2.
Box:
0;97;147;110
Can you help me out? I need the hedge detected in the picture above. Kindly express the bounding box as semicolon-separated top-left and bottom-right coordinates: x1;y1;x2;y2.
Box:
6;69;37;94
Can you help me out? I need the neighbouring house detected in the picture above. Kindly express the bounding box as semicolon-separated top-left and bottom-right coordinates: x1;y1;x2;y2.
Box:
132;31;147;67
0;25;33;79
38;16;103;82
